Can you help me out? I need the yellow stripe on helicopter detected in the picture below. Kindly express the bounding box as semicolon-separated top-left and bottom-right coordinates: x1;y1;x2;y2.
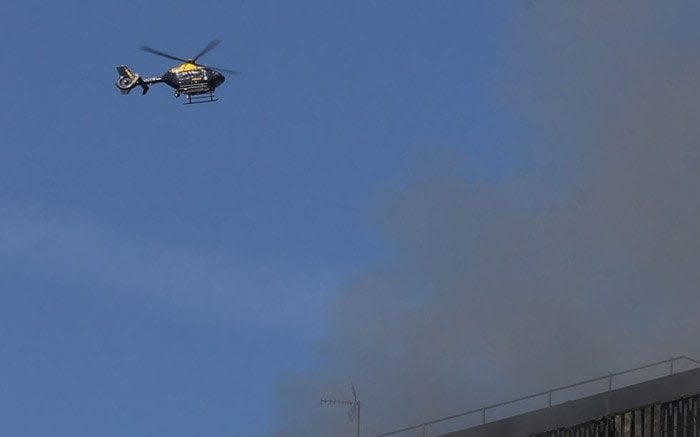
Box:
170;62;200;73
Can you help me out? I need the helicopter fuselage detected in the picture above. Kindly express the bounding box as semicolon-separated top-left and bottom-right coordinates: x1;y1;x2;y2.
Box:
161;62;225;96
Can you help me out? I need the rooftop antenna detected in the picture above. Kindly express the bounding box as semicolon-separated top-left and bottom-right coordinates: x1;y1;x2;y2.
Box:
321;383;361;437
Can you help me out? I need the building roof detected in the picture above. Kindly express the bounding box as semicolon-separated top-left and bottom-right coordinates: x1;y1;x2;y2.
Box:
441;365;700;437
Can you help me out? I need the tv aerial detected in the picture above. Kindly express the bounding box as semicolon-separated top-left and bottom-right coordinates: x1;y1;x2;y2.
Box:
321;383;361;437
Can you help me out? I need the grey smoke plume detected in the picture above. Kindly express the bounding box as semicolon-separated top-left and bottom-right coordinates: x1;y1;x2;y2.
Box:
271;1;700;435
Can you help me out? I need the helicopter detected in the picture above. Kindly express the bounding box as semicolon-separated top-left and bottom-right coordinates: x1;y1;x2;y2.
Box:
115;39;239;104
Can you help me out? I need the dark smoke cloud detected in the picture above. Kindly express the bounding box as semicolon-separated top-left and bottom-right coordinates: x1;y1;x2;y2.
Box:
271;2;700;435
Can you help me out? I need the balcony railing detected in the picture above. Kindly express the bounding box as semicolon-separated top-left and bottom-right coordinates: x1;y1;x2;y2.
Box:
376;355;700;437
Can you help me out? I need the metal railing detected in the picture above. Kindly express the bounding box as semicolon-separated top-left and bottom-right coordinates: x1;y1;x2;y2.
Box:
376;355;700;437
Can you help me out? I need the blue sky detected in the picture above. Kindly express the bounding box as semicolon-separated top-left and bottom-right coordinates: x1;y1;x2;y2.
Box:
0;2;518;435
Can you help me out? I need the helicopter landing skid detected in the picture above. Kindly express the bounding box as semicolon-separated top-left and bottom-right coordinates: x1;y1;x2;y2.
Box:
184;92;218;105
184;98;219;105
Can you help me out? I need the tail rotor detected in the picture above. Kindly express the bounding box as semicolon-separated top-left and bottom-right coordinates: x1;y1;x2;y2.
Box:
115;65;149;95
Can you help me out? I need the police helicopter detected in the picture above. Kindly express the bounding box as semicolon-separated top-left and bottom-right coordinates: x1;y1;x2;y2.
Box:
115;39;239;104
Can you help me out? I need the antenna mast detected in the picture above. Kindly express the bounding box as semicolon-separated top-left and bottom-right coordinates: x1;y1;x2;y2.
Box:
321;383;361;437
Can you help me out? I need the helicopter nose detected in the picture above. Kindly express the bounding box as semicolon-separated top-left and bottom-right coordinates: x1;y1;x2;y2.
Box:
213;71;225;86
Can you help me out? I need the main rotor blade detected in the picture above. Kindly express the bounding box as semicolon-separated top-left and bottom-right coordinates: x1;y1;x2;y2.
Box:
204;64;241;75
140;45;189;63
192;39;221;62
